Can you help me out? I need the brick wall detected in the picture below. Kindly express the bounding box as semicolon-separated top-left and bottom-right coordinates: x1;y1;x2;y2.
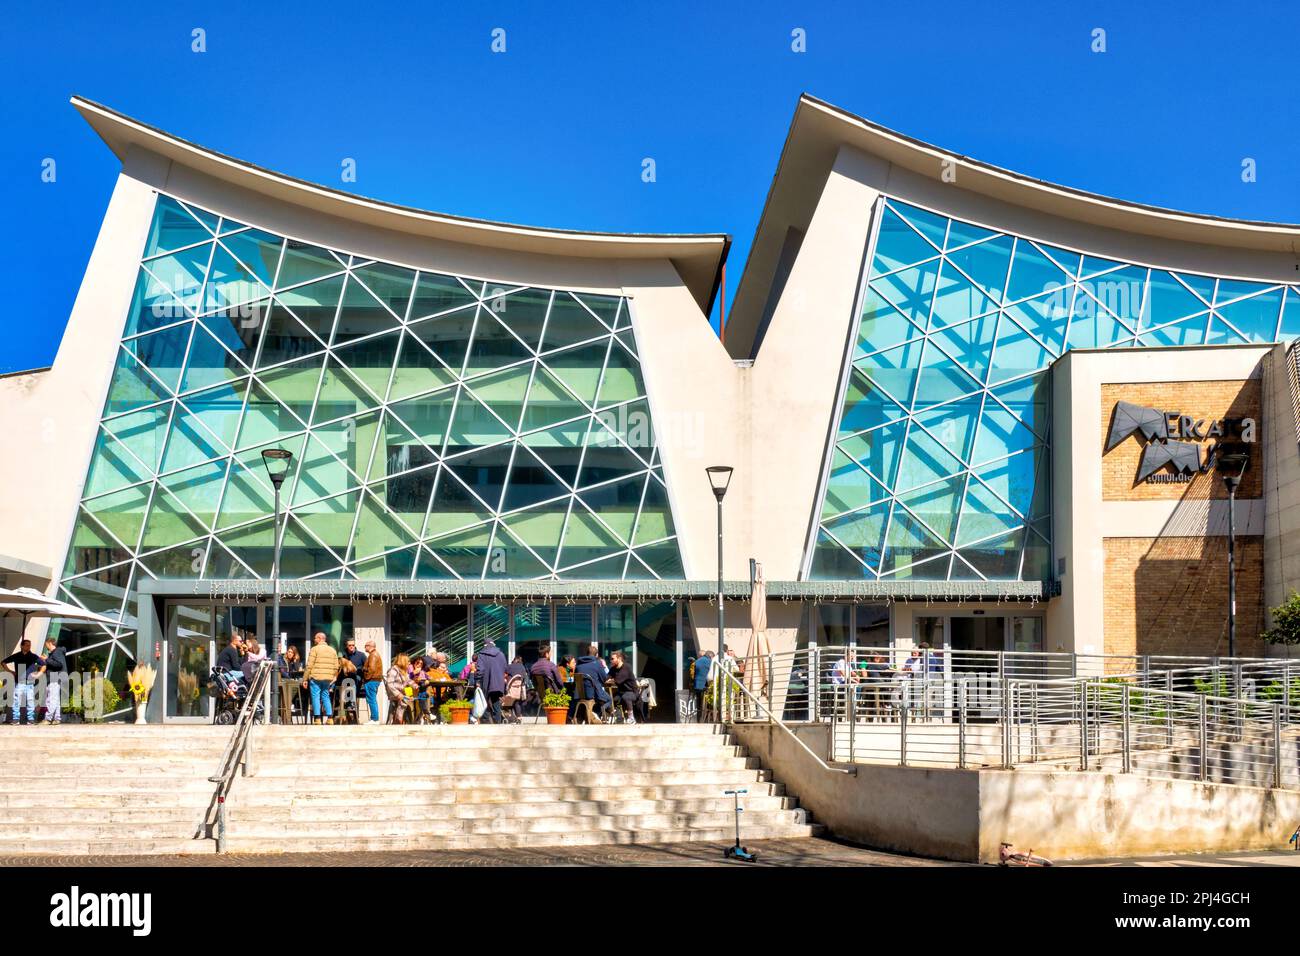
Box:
1100;380;1262;501
1102;536;1265;658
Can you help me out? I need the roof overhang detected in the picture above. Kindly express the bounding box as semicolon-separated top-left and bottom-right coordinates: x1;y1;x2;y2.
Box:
729;93;1300;356
72;96;730;314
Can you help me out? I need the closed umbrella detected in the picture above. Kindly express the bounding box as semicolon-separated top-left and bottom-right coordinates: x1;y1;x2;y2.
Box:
746;562;770;697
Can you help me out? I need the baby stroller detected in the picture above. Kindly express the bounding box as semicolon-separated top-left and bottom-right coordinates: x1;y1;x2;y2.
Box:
208;667;264;725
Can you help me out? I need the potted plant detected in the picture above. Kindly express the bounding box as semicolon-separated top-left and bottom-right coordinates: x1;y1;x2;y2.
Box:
446;698;473;724
177;670;198;718
543;690;570;725
127;663;156;724
69;676;120;724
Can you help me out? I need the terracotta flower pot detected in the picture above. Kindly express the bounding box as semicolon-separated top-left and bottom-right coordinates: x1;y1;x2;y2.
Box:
545;706;568;725
448;707;471;725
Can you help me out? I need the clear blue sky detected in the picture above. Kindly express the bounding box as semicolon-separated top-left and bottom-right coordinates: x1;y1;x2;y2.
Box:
3;0;1298;373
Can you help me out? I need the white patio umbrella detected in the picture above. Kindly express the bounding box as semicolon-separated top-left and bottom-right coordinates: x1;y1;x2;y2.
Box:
1;589;122;650
745;561;770;695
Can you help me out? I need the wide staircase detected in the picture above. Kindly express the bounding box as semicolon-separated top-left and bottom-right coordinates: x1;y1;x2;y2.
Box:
0;723;819;856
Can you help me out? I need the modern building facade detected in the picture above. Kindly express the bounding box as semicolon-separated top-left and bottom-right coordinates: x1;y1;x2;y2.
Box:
4;94;1300;721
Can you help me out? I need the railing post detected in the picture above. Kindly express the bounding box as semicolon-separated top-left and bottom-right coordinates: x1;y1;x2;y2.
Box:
1274;703;1283;790
1080;683;1089;772
215;795;226;854
1121;684;1131;774
1070;652;1078;680
1285;662;1292;721
958;679;967;770
1199;696;1210;782
766;652;774;717
1001;680;1012;769
811;647;820;723
899;703;908;766
847;681;856;763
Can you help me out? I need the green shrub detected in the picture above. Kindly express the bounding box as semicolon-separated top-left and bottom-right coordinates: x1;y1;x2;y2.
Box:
543;690;570;709
69;676;121;722
1264;590;1300;645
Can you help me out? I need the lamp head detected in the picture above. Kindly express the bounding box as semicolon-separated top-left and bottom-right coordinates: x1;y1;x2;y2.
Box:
261;447;294;489
706;465;734;502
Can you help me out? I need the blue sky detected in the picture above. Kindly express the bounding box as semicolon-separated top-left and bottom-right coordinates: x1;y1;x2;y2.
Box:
3;0;1298;373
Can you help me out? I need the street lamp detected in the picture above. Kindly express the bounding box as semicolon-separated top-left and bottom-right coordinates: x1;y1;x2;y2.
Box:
261;448;293;723
706;466;733;721
1215;450;1249;659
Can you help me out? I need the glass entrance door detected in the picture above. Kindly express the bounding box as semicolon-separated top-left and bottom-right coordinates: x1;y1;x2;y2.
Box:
165;604;214;722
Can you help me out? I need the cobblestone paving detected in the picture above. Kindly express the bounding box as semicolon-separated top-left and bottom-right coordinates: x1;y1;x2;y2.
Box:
0;837;960;868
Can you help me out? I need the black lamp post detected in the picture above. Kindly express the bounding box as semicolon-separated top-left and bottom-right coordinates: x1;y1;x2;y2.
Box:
261;448;293;723
706;466;733;720
1215;450;1249;659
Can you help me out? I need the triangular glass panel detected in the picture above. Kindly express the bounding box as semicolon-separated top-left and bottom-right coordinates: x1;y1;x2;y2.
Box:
177;200;218;234
83;484;150;555
629;541;683;579
521;424;586;487
375;413;438;480
988;373;1049;439
257;352;324;426
204;242;268;315
332;328;400;401
559;505;624;569
500;496;571;565
1083;265;1145;328
855;340;923;409
575;292;622;329
577;425;648;489
1177;272;1216;307
597;343;647;408
292;490;359;560
930;259;998;330
541;292;609;351
389;385;458;456
425;523;494;579
558;553;627;580
144;196;213;258
1142;271;1206;330
276;240;345;289
138;542;207;580
446;444;513;513
424;467;495;538
855;288;923;359
1006;240;1071;303
575;474;642;543
1079;255;1124;279
409;272;478;319
972;404;1038;468
351;262;415;321
895;424;964;493
485;523;551;579
407;304;476;374
1003;293;1068;357
872;259;940;329
956;477;1023;547
159;408;225;475
126;322;192;395
237;380;302;449
158;460;228;531
837;419;907;487
464;364;532;432
350;490;419;563
520;364;592;433
916;337;985;402
333;271;402;345
1035;242;1080;280
446;385;514;449
216;519;276;578
959;528;1025;581
972;452;1036;519
1139;313;1209;348
140;244;211;316
631;478;676;546
544;342;607;408
124;267;194;339
275;274;344;344
1279;288;1300;339
216;216;251;235
944;218;997;251
180;322;249;394
464;310;533;378
890;201;948;250
1215;288;1283;342
105;350;173;415
480;288;548;351
388;329;457;403
292;430;361;507
874;205;942;273
912;397;981;464
896;475;964;546
83;429;152;499
808;529;873;580
198;296;268;366
880;503;948;575
945;234;1012;304
1205;316;1250;346
928;313;997;384
218;437;306;530
1065;288;1132;350
414;547;457;580
256;300;327;369
501;446;569;512
180;379;247;451
615;329;638;358
988;312;1052;385
104;404;170;474
822;501;890;572
277;516;349;579
140;486;210;553
219;229;283;288
822;450;889;519
313;356;382;422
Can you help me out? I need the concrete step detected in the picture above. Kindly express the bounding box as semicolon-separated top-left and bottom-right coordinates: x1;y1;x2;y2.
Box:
248;757;761;777
225;797;797;821
0;792;216;809
235;782;787;806
237;770;773;791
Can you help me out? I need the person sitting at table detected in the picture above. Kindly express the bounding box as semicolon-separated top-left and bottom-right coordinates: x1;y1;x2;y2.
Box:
384;653;414;725
278;644;303;679
607;650;645;724
575;644;612;720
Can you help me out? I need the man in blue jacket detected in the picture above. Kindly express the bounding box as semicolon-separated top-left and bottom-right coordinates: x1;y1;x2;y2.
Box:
475;641;507;724
575;644;611;720
693;650;714;722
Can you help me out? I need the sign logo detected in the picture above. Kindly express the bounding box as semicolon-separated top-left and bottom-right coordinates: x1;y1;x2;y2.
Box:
49;886;152;936
1106;400;1255;483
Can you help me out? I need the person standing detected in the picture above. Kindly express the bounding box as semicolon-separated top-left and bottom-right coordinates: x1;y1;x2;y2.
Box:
2;639;42;725
36;638;68;725
362;640;384;724
693;649;714;722
475;640;507;724
303;632;340;725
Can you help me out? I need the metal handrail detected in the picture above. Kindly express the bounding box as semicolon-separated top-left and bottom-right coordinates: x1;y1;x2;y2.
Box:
714;662;854;776
202;660;274;852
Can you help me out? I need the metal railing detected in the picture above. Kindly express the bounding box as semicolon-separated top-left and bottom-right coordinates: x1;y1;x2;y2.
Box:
201;660;273;852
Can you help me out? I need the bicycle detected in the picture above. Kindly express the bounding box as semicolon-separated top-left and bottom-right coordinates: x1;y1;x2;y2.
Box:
999;842;1053;867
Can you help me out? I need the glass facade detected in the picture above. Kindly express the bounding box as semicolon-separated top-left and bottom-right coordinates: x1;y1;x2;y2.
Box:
55;194;684;672
807;197;1300;582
